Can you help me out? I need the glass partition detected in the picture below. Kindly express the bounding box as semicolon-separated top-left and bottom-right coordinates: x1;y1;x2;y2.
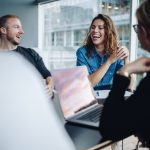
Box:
39;0;133;70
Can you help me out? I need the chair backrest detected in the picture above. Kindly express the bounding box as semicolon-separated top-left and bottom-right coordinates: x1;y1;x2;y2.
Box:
0;52;75;150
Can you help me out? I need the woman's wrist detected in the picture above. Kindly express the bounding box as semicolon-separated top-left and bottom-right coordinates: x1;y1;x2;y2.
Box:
124;57;129;64
107;57;115;65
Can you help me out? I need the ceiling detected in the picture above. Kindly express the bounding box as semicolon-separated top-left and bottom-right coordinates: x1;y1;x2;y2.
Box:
0;0;35;2
0;0;58;4
0;0;36;5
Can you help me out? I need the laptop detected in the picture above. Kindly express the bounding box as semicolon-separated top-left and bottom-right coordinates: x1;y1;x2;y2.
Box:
51;66;103;128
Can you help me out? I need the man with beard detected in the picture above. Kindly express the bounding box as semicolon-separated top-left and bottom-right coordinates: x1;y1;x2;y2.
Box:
0;14;54;97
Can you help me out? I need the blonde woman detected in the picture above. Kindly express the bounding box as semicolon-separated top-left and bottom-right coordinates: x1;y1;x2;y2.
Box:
100;0;150;148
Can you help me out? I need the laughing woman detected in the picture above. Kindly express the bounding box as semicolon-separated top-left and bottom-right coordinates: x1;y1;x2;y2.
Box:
76;14;135;91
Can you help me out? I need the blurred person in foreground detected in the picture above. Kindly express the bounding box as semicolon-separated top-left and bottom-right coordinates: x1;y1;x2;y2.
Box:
100;0;150;147
0;52;75;150
0;14;54;97
76;14;135;91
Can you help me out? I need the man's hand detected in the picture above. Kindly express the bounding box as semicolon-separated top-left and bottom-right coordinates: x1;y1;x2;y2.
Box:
118;57;150;76
45;76;54;99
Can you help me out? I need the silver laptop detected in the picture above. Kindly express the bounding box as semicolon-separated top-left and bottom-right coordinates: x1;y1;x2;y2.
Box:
51;66;103;128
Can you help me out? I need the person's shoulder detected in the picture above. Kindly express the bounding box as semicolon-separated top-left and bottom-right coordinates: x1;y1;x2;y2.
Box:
76;46;87;54
18;46;36;52
17;46;39;55
116;58;124;64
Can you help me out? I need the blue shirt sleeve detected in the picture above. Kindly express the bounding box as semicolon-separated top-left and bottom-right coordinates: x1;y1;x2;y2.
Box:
116;59;124;71
76;47;92;74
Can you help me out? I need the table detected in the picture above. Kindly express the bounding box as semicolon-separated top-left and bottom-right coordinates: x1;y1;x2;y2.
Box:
53;94;108;150
53;90;132;150
65;122;102;150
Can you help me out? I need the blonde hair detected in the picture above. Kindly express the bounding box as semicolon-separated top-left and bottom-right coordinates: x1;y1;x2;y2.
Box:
136;0;150;36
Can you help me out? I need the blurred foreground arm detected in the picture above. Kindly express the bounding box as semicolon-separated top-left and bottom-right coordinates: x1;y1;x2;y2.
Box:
118;57;150;77
118;46;136;91
45;76;54;98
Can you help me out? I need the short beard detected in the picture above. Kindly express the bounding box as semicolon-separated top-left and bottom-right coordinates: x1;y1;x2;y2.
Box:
7;37;20;46
12;41;19;46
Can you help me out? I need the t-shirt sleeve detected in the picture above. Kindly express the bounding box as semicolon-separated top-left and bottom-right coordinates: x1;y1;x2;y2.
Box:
116;59;124;71
30;49;51;79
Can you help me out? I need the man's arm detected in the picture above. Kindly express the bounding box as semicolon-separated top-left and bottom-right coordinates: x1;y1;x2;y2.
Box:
100;57;150;141
99;74;133;141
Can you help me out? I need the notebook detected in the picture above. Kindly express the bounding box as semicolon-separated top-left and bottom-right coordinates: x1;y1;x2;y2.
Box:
51;66;103;128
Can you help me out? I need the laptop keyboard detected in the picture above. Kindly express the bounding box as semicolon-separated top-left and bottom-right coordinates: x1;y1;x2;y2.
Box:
77;107;103;123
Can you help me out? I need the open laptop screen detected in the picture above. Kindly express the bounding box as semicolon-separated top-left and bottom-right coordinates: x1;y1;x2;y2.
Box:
52;66;96;118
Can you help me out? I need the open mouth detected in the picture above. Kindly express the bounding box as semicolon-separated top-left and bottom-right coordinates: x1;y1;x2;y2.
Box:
92;35;101;40
16;35;22;40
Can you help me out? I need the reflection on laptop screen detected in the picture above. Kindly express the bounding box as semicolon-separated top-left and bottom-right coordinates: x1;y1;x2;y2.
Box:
52;66;96;118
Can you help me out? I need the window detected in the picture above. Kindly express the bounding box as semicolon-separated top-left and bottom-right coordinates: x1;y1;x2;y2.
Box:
39;0;138;71
39;0;100;70
51;32;55;46
56;32;64;46
66;31;72;46
74;29;87;46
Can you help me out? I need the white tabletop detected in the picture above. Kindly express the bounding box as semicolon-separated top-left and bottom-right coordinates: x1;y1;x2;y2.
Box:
94;90;133;100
